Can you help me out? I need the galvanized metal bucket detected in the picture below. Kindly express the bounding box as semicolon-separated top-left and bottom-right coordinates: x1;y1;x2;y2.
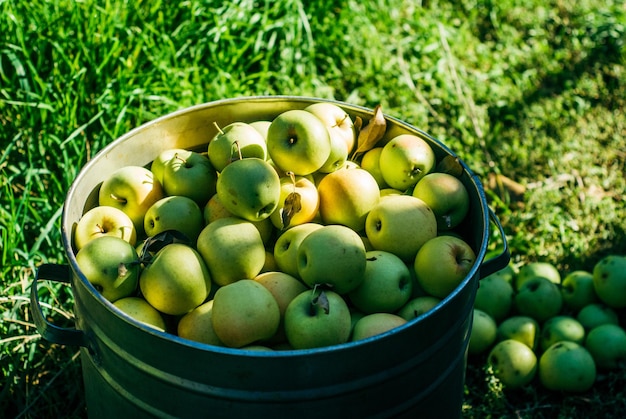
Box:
31;96;510;418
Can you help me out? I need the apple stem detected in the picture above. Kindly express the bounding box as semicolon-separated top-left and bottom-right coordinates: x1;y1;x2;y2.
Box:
231;140;243;161
96;223;105;234
109;193;127;204
287;171;296;193
213;121;224;135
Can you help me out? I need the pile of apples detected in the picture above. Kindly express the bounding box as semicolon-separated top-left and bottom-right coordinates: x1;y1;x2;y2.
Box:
73;102;478;351
468;256;626;392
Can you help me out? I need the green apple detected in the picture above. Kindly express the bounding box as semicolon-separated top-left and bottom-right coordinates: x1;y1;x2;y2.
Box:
585;324;626;370
216;157;281;222
487;339;538;390
468;309;497;356
270;175;320;229
297;225;367;294
414;235;476;299
538;341;596;392
75;235;140;302
515;261;561;290
139;243;212;315
249;120;272;141
208;121;267;172
379;188;403;198
254;271;309;343
576;303;619;331
378;134;435;191
592;255;626;308
177;299;224;346
211;279;281;348
74;205;137;251
360;147;388;189
540;315;586;352
317;167;380;232
273;223;323;279
318;131;349;174
151;148;183;185
496;316;541;351
396;296;441;321
161;149;217;206
348;250;413;314
113;296;166;332
284;289;352;349
98;165;165;235
560;270;599;311
196;217;266;287
304;102;356;154
473;274;514;322
351;313;407;341
365;195;437;262
267;109;331;176
203;193;275;245
144;195;204;243
411;172;470;231
514;276;563;323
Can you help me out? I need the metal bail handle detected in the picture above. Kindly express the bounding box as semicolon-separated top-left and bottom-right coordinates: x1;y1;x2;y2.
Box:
31;263;87;347
479;208;511;279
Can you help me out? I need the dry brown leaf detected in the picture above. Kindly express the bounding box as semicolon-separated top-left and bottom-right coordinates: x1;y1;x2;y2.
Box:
353;105;386;156
281;191;302;229
312;290;330;315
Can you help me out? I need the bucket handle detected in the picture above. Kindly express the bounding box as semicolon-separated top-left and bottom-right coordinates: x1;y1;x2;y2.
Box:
479;209;511;279
30;263;87;347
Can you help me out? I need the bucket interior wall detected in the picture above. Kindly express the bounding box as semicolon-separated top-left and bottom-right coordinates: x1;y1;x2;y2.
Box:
62;97;490;418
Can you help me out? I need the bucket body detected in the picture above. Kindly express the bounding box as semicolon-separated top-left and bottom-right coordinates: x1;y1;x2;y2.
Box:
44;97;508;418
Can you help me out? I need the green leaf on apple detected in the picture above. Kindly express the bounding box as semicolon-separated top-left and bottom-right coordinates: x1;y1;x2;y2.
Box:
281;191;302;229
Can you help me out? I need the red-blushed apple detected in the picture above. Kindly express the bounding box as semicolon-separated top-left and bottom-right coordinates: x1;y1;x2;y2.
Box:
284;289;352;349
161;149;217;206
113;296;166;332
266;109;331;176
414;235;476;299
378;134;435;191
208;121;267;172
144;195;204;243
538;341;596;392
74;205;137;251
196;217;266;287
351;313;407;341
592;255;626;308
585;324;626;370
365;195;437;262
317;167;380;232
412;172;470;231
216;157;281;222
468;309;497;356
304;102;356;154
513;276;563;323
140;243;212;316
348;250;413;314
487;339;538;390
540;315;586;352
297;225;367;295
98;165;165;236
211;279;281;348
75;235;140;303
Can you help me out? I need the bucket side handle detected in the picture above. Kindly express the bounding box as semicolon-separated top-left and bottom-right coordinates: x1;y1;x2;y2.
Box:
30;263;87;347
479;209;511;279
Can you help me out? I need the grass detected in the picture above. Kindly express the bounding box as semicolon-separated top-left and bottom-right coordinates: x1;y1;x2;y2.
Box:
1;0;625;417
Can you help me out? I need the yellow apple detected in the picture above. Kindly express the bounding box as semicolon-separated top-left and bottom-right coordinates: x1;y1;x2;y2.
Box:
177;300;224;346
74;205;137;251
270;175;320;230
113;296;166;332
